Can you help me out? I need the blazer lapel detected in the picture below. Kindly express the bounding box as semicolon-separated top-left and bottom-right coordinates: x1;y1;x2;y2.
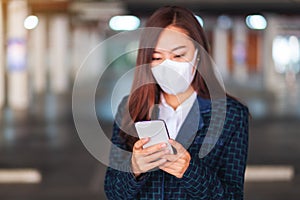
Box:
175;96;211;149
151;95;211;150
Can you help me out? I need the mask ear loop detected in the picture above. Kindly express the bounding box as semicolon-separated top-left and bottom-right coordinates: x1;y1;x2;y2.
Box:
191;49;200;78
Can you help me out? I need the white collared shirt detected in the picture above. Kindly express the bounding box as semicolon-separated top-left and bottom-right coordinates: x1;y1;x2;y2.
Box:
158;92;197;139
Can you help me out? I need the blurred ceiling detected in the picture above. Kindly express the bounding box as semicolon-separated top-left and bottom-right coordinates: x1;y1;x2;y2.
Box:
123;0;300;15
24;0;300;16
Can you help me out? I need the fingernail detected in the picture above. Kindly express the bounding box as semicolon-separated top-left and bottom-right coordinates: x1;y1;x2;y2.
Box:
161;143;167;148
164;149;170;154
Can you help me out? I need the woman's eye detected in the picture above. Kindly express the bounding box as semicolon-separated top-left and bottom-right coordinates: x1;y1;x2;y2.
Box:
174;54;185;58
152;57;161;61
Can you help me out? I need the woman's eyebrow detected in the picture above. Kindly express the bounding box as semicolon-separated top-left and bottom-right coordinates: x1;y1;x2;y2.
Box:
171;45;187;52
153;50;161;54
153;46;187;54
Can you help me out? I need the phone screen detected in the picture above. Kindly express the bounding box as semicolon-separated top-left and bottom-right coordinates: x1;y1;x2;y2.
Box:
135;120;173;154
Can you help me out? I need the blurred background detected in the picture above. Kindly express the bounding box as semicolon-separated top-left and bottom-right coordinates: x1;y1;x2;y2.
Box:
0;0;300;199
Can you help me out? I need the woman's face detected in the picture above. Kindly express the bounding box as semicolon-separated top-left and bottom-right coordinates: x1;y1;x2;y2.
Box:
151;25;196;67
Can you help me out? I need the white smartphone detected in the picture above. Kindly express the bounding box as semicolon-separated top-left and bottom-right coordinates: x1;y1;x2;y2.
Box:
134;120;174;154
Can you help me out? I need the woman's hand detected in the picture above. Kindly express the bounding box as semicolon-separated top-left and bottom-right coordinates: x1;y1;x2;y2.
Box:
159;139;191;178
131;138;169;177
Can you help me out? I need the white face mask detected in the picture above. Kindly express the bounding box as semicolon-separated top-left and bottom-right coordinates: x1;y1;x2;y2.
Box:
151;50;198;95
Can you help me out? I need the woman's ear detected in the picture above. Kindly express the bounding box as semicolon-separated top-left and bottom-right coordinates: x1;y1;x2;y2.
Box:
194;49;200;67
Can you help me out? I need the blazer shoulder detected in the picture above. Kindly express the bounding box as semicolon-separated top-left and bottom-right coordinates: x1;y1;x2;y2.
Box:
114;95;129;124
119;95;129;108
226;97;250;124
226;96;249;120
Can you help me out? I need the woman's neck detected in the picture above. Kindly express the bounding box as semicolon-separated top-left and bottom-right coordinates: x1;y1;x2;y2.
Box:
163;86;195;110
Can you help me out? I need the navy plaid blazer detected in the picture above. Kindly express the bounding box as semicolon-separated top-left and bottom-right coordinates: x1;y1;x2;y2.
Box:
105;95;249;200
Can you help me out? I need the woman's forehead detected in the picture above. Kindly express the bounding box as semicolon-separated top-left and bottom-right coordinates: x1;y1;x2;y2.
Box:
155;26;194;51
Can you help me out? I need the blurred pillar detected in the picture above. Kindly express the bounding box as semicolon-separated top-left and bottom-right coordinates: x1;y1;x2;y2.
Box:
71;25;90;79
72;25;106;82
0;0;5;108
213;27;229;80
263;16;281;93
88;28;106;79
49;15;69;93
7;0;29;110
232;19;248;83
31;14;47;93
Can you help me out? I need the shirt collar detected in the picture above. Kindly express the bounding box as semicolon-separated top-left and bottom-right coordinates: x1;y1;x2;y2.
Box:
160;92;197;112
151;93;212;120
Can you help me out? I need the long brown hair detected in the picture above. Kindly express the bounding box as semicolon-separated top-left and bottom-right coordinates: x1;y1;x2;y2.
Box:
120;6;223;149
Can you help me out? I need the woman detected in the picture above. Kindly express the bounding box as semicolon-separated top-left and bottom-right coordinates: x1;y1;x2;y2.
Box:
105;6;249;200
